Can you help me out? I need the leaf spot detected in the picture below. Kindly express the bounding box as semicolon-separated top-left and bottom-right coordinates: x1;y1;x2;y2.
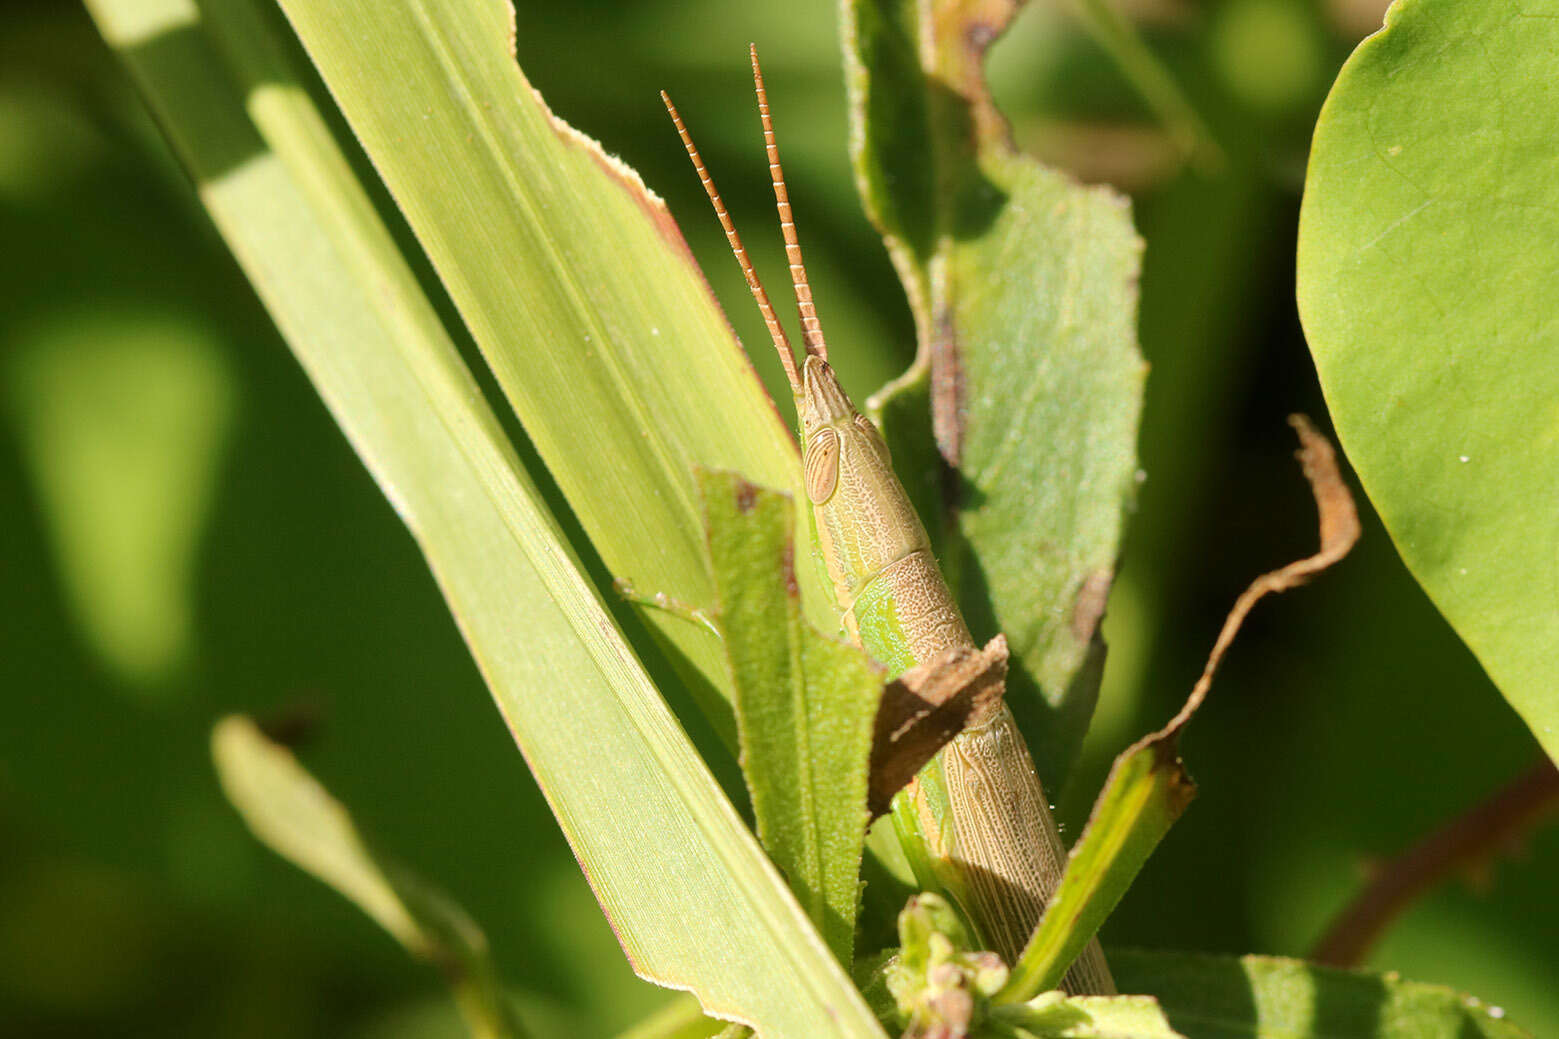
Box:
735;479;759;514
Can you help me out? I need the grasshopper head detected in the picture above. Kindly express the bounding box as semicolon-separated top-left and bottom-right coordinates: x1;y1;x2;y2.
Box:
795;354;928;612
798;354;853;429
798;355;891;506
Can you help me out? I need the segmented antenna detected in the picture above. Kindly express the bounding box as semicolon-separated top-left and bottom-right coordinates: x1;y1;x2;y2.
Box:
660;90;802;394
750;44;827;363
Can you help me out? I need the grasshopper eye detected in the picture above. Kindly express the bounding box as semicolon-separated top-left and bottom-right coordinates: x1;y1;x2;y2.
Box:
854;414;891;465
805;427;840;504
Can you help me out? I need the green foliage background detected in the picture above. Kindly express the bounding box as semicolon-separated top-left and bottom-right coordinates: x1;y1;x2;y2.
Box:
1;0;1554;1035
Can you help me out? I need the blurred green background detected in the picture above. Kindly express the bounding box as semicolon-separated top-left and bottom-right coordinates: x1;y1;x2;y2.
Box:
2;0;1554;1035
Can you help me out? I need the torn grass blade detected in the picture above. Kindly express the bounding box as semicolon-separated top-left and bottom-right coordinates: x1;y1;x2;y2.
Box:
273;0;831;742
86;0;884;1029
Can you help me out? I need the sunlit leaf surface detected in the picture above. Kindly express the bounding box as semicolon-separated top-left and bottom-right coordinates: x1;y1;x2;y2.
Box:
275;0;835;743
1298;0;1559;763
85;0;885;1031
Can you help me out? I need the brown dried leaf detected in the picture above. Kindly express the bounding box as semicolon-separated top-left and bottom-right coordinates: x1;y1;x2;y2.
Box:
868;636;1009;819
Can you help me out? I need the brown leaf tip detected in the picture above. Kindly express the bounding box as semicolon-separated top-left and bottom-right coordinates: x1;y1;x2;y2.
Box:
1288;413;1361;559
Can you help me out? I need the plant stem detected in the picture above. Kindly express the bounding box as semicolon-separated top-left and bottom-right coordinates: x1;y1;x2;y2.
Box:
1310;757;1559;968
1067;0;1224;172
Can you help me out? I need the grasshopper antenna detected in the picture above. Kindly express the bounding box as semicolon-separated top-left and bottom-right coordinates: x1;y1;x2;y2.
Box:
661;89;803;395
750;44;827;363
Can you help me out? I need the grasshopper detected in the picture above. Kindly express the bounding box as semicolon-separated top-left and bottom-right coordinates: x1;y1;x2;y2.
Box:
662;47;1113;994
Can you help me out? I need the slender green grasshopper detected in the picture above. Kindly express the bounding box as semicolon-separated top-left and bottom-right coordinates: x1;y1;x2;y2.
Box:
662;47;1113;994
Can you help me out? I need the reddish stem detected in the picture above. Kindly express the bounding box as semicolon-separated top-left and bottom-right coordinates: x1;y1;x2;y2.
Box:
1310;757;1559;968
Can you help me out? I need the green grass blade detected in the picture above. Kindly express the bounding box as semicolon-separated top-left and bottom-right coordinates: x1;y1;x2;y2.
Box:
997;739;1195;1002
273;0;834;742
842;0;1145;786
1297;0;1559;765
701;472;883;967
1066;0;1222;171
212;717;525;1039
84;2;883;1032
1110;951;1534;1039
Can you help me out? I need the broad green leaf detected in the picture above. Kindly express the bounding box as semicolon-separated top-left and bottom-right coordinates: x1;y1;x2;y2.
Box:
990;992;1182;1039
212;716;524;1039
842;0;1145;786
700;471;882;966
273;0;832;743
1110;951;1533;1039
85;1;883;1032
1296;0;1559;762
